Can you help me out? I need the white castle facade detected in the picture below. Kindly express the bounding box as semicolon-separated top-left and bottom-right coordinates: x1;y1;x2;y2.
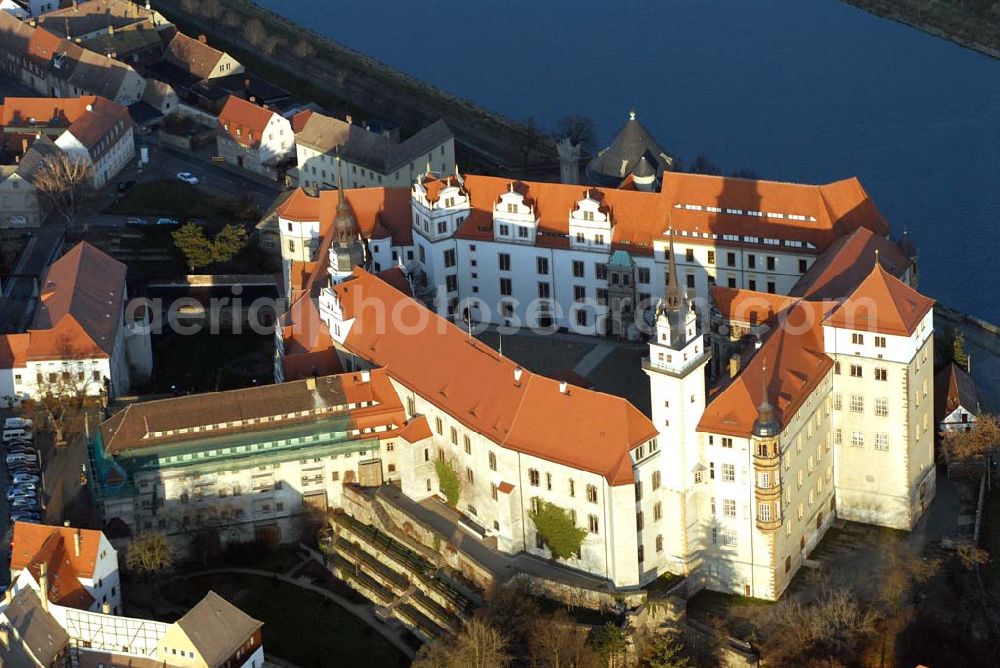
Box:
265;155;934;600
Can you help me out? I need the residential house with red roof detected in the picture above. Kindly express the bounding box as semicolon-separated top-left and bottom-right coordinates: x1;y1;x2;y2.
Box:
216;95;293;181
0;241;151;403
0;96;135;190
0;13;146;105
9;521;120;615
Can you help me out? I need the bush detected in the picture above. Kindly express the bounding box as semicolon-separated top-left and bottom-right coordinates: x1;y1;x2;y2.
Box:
434;457;461;507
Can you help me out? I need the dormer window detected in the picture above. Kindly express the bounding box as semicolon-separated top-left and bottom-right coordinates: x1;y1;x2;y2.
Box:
445;197;456;207
507;203;517;214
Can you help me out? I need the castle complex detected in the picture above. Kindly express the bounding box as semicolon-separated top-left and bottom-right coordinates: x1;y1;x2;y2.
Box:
92;115;936;601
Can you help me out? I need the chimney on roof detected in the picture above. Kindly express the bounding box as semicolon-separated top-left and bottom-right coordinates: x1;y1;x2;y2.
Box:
39;562;49;611
360;369;371;383
305;377;316;391
559;380;568;395
63;520;70;527
513;367;523;385
198;34;207;43
101;601;111;614
74;530;81;558
729;354;740;378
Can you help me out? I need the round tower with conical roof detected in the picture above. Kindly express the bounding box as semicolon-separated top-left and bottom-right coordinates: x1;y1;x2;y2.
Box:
328;158;366;282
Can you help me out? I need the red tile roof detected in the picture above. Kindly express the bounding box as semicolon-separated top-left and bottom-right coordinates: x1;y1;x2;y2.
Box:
0;333;29;368
824;264;934;336
699;299;836;438
28;242;126;360
11;522;107;609
791;226;911;299
711;286;796;326
276;186;413;246
329;268;657;485
218;95;274;149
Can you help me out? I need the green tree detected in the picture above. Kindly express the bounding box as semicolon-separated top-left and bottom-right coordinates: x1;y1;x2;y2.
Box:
590;622;629;668
644;635;690;668
528;500;588;561
953;331;969;370
212;223;248;264
172;223;214;271
434;457;461;506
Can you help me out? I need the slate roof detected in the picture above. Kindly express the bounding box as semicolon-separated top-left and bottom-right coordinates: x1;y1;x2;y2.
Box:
175;591;262;666
294;110;453;173
935;362;980;425
0;588;70;668
587;111;675;186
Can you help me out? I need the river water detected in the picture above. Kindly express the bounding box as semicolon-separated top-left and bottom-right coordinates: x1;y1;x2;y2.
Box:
259;0;1000;321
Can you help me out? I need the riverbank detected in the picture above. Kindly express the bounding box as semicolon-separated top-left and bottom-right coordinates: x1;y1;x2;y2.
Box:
842;0;1000;58
155;0;556;177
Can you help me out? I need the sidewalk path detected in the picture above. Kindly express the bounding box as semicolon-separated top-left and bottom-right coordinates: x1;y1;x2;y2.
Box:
171;567;417;660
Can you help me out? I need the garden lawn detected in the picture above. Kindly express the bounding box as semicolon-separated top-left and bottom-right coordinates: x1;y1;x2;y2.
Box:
168;573;407;668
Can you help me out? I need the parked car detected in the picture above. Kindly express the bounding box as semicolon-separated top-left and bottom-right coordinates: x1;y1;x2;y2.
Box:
6;454;38;466
117;180;135;193
125;217;147;226
6;440;33;450
11;499;38;510
155;217;180;226
7;447;35;458
2;429;30;443
176;172;199;185
7;490;37;503
9;463;39;474
10;483;37;494
10;512;41;524
3;418;32;431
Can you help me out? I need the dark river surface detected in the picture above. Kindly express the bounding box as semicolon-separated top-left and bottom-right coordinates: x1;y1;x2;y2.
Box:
260;0;1000;321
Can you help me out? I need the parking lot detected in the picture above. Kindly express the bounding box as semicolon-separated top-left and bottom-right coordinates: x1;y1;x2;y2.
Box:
0;414;44;590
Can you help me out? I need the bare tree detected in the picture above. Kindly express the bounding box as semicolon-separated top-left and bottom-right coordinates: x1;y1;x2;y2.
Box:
244;18;267;47
528;609;599;668
126;532;173;616
33;152;92;227
555;115;599;156
943;414;1000;472
413;618;510;668
28;335;103;445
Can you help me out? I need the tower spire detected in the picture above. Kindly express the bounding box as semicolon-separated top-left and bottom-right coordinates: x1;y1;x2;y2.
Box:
333;156;358;246
665;224;681;311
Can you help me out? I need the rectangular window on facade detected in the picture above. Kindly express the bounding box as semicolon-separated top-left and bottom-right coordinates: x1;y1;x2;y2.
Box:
707;250;715;265
748;255;756;269
723;499;736;517
799;259;808;273
852;431;865;447
721;529;737;547
529;469;540;486
538;282;551;298
875;397;888;416
721;437;733;448
636;511;644;530
445;275;458;292
852;332;864;345
654;502;662;521
652;470;661;490
834;393;842;410
596;263;607;280
638;267;651;283
686;274;695;289
850;395;864;413
500;278;513;296
435;417;443;434
572;260;585;278
488;451;497;471
727;252;737;267
537;257;549;274
875;433;889;450
586;484;598;503
574;285;586;302
766;256;776;271
463;435;471;454
875;368;888;381
588;515;599;534
576;309;588;326
835;428;842;445
875;336;887;348
722;463;735;482
444;249;456;267
758;503;771;522
499;253;511;271
685;248;694;262
850;364;863;378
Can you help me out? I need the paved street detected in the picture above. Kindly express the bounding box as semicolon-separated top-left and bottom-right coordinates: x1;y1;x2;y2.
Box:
0;222;66;333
